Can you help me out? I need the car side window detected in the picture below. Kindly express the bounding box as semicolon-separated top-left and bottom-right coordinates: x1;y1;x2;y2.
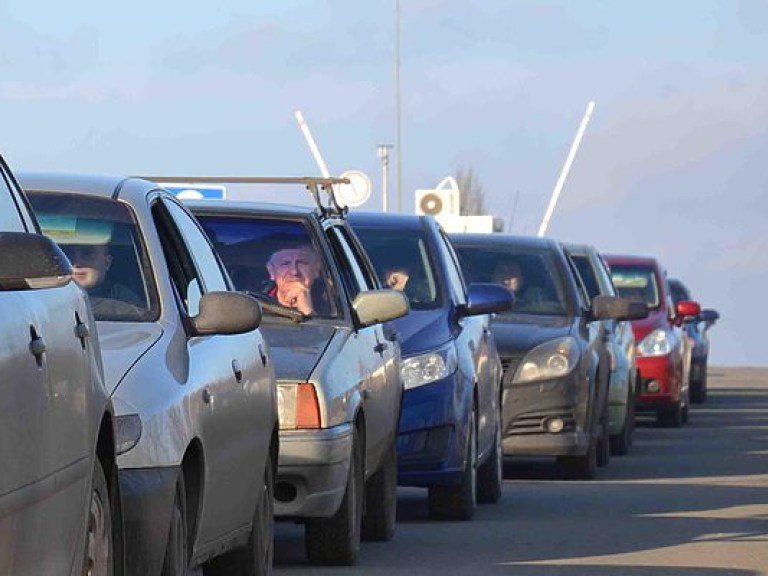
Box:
162;199;229;294
326;226;369;302
571;254;601;302
0;168;27;232
436;228;466;306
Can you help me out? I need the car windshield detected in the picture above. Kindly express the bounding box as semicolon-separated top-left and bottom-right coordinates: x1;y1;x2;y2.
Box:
196;215;339;319
454;243;570;316
609;264;660;309
27;191;158;322
350;227;441;310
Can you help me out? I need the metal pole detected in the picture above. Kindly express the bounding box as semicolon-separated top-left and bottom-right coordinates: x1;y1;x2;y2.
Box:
538;101;595;237
294;110;332;179
395;0;402;213
378;145;391;212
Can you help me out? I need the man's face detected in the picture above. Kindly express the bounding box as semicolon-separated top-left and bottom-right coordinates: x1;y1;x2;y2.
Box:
66;244;111;289
496;263;521;292
267;247;319;290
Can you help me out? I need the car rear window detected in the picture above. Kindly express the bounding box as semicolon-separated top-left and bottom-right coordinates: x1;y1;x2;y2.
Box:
27;191;159;322
350;227;442;310
609;264;660;309
454;244;570;316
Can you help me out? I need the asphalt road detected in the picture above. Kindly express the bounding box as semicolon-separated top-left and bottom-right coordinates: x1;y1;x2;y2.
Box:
272;367;768;576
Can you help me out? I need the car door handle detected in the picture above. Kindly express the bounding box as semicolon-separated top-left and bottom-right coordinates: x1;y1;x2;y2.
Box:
232;359;243;383
29;329;46;367
374;342;388;355
75;312;89;349
258;344;268;367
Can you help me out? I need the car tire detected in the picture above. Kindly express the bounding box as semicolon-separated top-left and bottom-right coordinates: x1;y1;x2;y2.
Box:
161;474;189;576
83;458;114;576
657;401;683;428
361;439;397;542
204;460;275;576
690;359;708;404
476;407;503;504
428;408;477;521
305;429;363;566
596;398;611;468
610;385;635;456
558;410;598;480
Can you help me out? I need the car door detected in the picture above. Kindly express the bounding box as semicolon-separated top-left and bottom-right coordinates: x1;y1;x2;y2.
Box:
0;168;91;574
153;197;271;546
326;224;396;473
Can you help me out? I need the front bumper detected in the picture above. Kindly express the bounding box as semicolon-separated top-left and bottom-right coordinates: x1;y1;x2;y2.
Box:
118;467;179;576
636;354;680;409
500;370;591;457
274;423;353;519
396;374;469;487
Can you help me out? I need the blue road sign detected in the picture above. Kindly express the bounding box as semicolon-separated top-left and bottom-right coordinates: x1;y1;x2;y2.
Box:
164;183;227;200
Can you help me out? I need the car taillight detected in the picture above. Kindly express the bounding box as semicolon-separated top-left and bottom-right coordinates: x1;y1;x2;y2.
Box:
296;383;321;429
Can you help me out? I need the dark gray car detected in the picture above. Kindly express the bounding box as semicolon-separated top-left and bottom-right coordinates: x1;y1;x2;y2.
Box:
190;186;408;566
0;161;120;575
452;234;644;479
23;173;278;576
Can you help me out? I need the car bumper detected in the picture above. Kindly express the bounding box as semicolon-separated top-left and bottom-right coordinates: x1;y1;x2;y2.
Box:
396;374;470;487
118;467;179;576
274;423;353;519
500;370;591;457
636;354;680;409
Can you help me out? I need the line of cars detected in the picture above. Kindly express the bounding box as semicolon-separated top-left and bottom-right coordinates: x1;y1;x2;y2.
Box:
2;152;718;574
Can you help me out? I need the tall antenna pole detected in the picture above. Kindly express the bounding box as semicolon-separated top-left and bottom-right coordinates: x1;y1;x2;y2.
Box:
395;0;402;213
538;101;595;237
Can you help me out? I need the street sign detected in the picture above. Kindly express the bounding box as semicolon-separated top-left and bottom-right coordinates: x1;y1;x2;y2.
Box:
163;183;227;201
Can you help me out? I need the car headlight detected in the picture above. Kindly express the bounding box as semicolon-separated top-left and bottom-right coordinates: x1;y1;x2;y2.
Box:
513;337;579;384
637;329;672;357
115;414;142;455
277;383;321;429
400;343;458;390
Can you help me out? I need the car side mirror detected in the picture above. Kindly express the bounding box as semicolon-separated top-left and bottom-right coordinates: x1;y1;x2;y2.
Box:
0;232;73;291
462;283;514;317
591;295;648;321
674;300;701;327
191;291;262;336
352;289;410;328
699;308;719;330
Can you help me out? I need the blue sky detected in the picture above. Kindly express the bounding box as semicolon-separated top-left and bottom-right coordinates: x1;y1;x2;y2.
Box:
1;1;766;366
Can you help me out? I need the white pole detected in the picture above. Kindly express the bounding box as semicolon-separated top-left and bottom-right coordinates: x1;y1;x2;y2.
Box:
537;101;595;237
295;110;332;179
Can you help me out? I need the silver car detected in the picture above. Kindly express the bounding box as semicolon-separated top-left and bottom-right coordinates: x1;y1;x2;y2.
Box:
0;160;119;575
23;173;278;576
190;193;409;566
565;243;646;456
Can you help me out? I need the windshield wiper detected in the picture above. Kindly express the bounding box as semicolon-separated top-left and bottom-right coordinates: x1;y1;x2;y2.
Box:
245;291;307;323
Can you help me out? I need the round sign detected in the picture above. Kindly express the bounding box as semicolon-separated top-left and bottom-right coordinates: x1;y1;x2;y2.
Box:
336;170;372;208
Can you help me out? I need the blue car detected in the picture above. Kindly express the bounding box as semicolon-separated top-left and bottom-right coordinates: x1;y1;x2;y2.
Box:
349;213;512;520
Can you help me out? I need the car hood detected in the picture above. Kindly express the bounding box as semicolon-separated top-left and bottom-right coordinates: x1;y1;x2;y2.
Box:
97;322;164;395
393;309;453;357
629;309;669;342
260;321;336;382
490;314;574;356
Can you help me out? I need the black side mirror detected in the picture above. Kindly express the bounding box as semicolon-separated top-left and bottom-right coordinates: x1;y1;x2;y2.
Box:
699;308;719;330
463;283;514;317
591;295;648;321
191;291;262;336
0;232;72;291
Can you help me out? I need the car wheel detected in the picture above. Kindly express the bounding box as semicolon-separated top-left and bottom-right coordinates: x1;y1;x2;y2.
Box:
657;401;683;428
690;359;708;404
83;458;113;576
161;474;189;576
558;418;598;480
476;406;503;504
681;389;690;425
362;438;397;542
305;429;363;566
610;385;634;456
596;398;611;468
204;460;275;576
428;408;477;521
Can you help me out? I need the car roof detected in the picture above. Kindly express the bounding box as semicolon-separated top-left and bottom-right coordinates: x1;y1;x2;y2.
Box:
602;253;659;267
450;233;561;251
17;171;161;202
347;211;432;231
187;199;318;218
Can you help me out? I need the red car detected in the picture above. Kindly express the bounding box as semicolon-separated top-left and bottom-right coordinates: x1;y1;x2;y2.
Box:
603;255;700;427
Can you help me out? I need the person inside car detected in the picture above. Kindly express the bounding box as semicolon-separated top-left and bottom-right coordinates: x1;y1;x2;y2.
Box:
265;242;324;315
493;259;546;309
384;266;410;292
65;242;144;318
